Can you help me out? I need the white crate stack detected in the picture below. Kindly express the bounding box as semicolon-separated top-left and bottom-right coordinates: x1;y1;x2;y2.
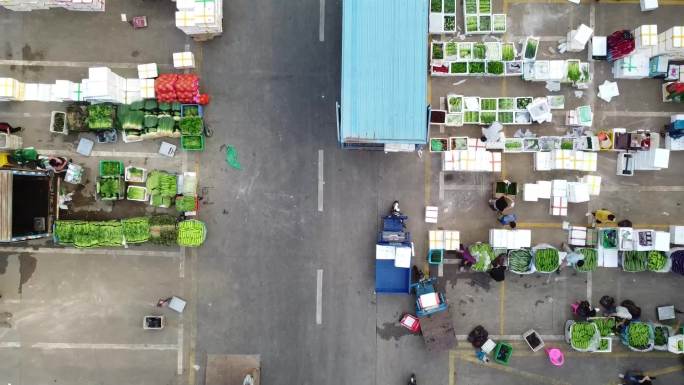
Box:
655;26;684;59
533;150;598;172
0;78;25;101
175;0;223;39
83;67;126;104
443;150;502;172
0;0;104;11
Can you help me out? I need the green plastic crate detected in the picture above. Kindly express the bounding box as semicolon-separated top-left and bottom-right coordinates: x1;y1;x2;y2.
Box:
428;249;444;265
493;342;513;365
181;135;205;151
99;160;124;177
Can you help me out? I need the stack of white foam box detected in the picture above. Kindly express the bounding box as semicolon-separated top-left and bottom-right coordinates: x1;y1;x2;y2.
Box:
550;180;568;216
613;52;651;79
429;230;460;250
655;26;684;60
634;25;658;53
580;175;601;196
0;0;105;11
140;79;155;99
83;67;126;104
175;0;223;39
137;63;158;80
173;52;196;69
489;229;531;249
534;150;597;172
568;226;587;246
0;77;26;101
670;225;684;245
125;78;142;104
442;150;502;172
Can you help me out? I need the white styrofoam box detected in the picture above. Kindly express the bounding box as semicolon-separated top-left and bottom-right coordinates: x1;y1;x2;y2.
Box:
489;229;508;249
653;148;670;168
592;36;607;57
550;196;568;216
37;83;52;102
583;152;598;172
634;25;657;47
394;247;412;268
537;180;552;199
581;175;601;195
0;77;23;100
125;91;142;104
88;66;113;81
600;248;619;267
175;10;195;27
567;182;590;203
429;230;445;250
534;151;552;171
140;78;155;98
662;26;684;52
654;231;671;251
490;151;502;172
52;80;72;101
425;206;438;223
634;229;655;251
444;231;460;250
176;0;195;10
670;225;684;245
613;53;650;79
523;183;539;202
467;137;487;151
618;227;635;250
173;51;195;69
125;78;140;92
376;244;395;260
137;63;158;79
549;60;566;80
551;179;568;197
640;0;658;11
513;229;532;248
23;83;39;101
569;226;587;246
69;82;85;101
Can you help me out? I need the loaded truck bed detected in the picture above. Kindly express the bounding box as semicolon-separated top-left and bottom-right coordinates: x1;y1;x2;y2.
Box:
420;307;456;352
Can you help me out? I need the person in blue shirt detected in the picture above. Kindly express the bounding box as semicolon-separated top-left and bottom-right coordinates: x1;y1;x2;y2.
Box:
497;213;517;228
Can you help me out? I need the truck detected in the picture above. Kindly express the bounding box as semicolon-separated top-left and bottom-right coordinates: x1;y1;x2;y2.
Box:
0;168;58;242
375;213;412;294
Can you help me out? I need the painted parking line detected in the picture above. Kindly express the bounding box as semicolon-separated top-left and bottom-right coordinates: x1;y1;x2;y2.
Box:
178;319;184;375
318;150;324;212
27;343;179;351
0;246;182;258
0;59;171;69
499;281;506;335
319;0;326;42
459;353;571;385
316;269;323;325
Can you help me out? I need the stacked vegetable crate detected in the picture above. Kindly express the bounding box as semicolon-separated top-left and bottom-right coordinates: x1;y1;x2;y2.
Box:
430;0;457;34
97;160;125;200
431;41;521;77
180;105;205;151
448;94;533;126
147;170;178;208
119;99;182;143
463;0;506;35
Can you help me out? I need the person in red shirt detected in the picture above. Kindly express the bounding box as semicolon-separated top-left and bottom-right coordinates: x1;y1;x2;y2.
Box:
0;122;21;134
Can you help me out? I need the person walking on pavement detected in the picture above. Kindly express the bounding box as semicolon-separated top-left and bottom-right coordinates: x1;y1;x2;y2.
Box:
489;195;514;213
0;122;22;134
497;213;517;228
592;209;617;226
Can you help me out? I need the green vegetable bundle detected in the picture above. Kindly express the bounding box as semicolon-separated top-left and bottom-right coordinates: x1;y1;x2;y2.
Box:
122;110;144;130
678;340;683;351
508;249;532;273
654;326;668;346
97;177;123;199
591;317;615;337
468;243;493;272
598;338;610;351
144;115;158;129
126;186;147;201
576;248;598;272
176;195;197;212
571;322;597;350
56;220;124;248
100;161;123;177
157;115;175;135
87;104;115;130
180;116;203;135
146;171;177;197
534;248;559;272
149;215;178;246
647;251;667;271
54;220;86;244
623;251;648;272
122;217;150;243
627;322;652;349
177;220;206;247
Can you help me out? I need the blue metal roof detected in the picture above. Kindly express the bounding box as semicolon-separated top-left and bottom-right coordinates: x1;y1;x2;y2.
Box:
340;0;428;145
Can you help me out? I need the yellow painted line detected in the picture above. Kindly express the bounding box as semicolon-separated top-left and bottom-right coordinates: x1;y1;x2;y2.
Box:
516;222;563;229
459;354;571;385
499;281;506;334
449;350;457;385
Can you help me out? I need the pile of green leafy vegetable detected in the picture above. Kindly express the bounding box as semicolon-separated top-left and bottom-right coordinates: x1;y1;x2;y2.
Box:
508;249;532;273
100;161;123;177
468;243;493;272
54;220;124;248
97;177;123;200
180;116;203;135
149;215;178;246
87;104;115;130
182;135;204;151
591;317;615;337
122;217;150;243
647;250;667;271
654;326;668;346
126;186;148;201
177;220;206;247
175;195;197;212
147;171;178;197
